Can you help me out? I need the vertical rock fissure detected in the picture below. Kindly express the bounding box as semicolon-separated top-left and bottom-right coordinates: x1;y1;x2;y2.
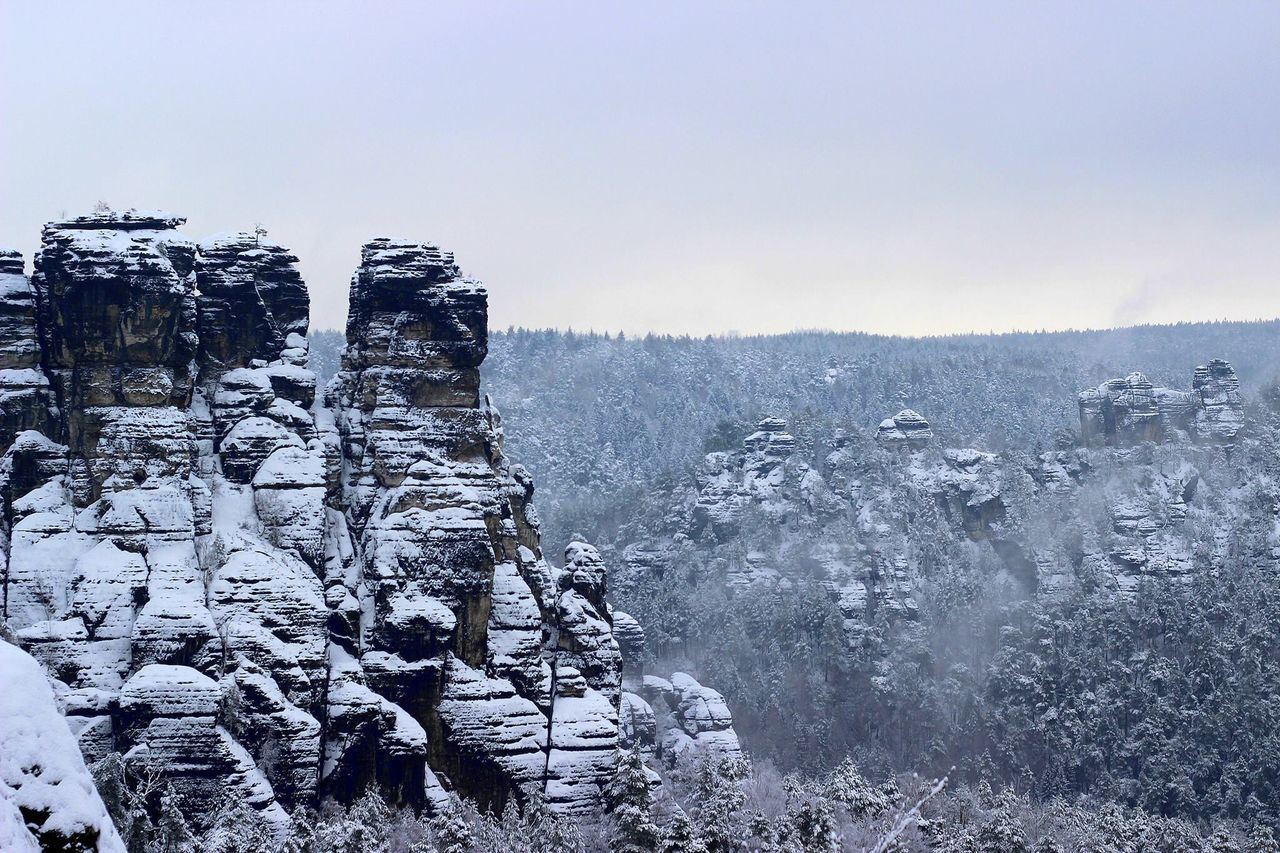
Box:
542;626;560;794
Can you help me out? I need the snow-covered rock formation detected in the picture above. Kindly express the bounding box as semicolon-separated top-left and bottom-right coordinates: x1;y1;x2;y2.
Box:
615;377;1251;655
0;211;686;836
323;238;623;815
1192;358;1245;443
1078;361;1244;446
0;638;125;853
875;409;933;450
690;417;802;541
639;673;742;767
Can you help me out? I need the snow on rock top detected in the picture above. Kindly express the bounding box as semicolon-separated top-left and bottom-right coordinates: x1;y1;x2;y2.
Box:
1079;360;1243;446
0;210;686;832
0;248;24;275
0;639;126;853
876;408;933;450
46;209;185;230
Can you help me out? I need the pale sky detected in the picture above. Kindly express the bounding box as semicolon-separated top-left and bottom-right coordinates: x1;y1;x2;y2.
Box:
2;1;1278;336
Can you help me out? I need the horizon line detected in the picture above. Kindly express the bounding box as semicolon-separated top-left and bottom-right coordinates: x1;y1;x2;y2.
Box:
309;315;1280;344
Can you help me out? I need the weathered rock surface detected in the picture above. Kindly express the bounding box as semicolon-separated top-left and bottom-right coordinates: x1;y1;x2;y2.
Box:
1192;358;1244;443
619;380;1246;658
639;673;743;768
0;250;52;454
325;238;624;815
0;638;125;853
690;416;817;541
1079;361;1243;446
195;232;309;371
876;409;933;450
1;213;677;833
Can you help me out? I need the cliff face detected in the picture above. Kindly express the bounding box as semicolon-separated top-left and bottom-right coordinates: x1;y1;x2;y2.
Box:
616;374;1248;657
0;212;651;838
1078;361;1244;447
324;238;622;814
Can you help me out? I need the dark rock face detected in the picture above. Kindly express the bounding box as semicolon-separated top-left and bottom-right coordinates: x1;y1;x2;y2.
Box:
2;215;653;838
31;212;199;507
342;238;486;411
326;239;621;814
195;232;309;370
33;212;198;413
1078;373;1164;446
1079;361;1243;446
0;250;53;453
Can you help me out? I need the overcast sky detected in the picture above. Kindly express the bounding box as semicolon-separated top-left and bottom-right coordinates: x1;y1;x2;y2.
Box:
2;1;1278;336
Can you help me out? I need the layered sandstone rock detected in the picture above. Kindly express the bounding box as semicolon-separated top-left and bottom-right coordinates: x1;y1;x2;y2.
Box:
325;238;623;815
1192;359;1244;443
0;250;52;454
1;213;664;836
876;409;933;450
690;416;822;541
1079;361;1243;446
640;673;742;768
195;232;309;371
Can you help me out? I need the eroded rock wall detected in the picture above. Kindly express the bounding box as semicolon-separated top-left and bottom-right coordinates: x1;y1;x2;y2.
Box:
1079;362;1244;447
0;213;657;839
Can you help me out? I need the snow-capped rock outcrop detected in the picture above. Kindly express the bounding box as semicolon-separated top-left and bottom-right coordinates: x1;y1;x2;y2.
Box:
640;673;743;767
690;416;826;541
876;409;933;450
1079;361;1243;446
0;638;125;853
194;231;310;371
0;250;52;455
324;237;623;815
0;212;654;831
1192;359;1244;444
1079;373;1164;446
620;380;1244;655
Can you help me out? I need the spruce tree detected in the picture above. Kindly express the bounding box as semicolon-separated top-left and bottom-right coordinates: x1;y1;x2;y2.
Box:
661;811;708;853
202;794;275;853
691;756;749;853
430;808;474;853
281;806;316;853
605;749;661;853
151;784;196;853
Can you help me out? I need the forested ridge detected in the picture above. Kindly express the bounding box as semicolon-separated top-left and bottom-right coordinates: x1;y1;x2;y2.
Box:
303;321;1280;848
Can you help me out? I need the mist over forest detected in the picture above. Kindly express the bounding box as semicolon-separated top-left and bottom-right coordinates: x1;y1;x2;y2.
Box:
294;319;1280;847
5;0;1280;846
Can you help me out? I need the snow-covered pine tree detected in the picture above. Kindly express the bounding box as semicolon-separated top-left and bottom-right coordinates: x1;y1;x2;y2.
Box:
661;810;708;853
281;807;316;853
151;784;196;853
202;794;275;853
605;748;662;853
691;756;749;853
